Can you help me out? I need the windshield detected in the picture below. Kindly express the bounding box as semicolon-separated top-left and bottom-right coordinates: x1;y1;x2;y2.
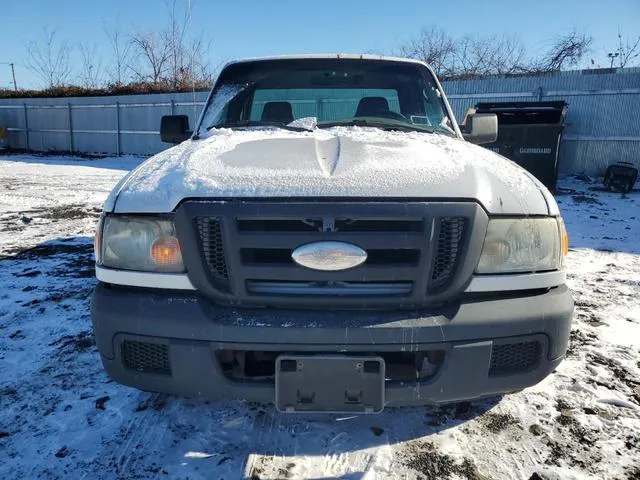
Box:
197;58;456;136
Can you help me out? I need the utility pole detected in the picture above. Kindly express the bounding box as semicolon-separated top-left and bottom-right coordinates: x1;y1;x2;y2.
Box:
1;62;18;90
9;63;17;91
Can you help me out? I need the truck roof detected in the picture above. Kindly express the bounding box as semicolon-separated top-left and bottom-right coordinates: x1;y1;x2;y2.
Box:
222;54;428;68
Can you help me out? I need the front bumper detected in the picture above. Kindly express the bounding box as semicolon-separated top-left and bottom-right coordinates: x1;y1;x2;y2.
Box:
91;284;573;407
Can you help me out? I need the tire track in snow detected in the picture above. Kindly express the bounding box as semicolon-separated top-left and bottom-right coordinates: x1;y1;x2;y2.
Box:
114;393;162;478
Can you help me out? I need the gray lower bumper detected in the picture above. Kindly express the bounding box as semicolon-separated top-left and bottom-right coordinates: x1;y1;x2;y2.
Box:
91;285;573;407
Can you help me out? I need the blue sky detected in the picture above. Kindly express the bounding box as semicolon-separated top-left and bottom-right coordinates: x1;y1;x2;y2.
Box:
2;0;639;89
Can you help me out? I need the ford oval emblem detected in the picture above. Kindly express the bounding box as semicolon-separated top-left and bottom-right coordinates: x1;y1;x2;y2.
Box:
291;241;367;271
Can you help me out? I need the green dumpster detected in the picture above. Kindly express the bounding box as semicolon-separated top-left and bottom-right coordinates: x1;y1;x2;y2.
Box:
473;101;568;191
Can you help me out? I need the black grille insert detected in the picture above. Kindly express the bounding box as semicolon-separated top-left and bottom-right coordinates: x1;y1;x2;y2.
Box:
246;280;412;296
237;218;424;233
238;218;321;232
430;217;466;292
334;219;424;232
122;340;171;375
197;217;229;282
489;341;541;376
240;248;420;266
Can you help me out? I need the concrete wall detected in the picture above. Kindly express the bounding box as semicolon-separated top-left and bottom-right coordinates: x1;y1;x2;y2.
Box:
0;91;208;155
1;67;639;175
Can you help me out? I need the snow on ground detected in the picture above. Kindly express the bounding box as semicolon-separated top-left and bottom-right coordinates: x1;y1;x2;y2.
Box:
0;153;639;480
0;154;142;255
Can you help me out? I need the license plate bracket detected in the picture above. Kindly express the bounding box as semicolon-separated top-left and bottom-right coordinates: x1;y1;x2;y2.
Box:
275;355;385;414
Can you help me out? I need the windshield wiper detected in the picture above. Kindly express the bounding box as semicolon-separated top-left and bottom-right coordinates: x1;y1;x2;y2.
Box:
317;118;444;135
208;120;312;132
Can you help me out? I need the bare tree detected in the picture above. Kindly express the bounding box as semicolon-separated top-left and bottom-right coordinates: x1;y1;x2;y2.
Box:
534;30;593;72
127;0;212;87
399;26;457;78
163;0;212;88
185;35;215;86
453;35;484;78
617;32;640;68
455;35;525;78
128;31;171;83
401;26;597;79
484;35;528;75
400;27;527;79
78;42;103;88
104;19;132;85
165;0;190;86
454;34;527;78
25;28;73;88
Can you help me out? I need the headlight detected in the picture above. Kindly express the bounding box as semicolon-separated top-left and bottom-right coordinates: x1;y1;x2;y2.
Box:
477;217;566;274
99;216;184;273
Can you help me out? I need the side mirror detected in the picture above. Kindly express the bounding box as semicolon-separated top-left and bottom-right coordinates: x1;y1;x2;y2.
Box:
160;115;192;144
460;113;498;145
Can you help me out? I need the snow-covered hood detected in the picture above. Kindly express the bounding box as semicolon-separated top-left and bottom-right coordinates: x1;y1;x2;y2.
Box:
106;127;555;215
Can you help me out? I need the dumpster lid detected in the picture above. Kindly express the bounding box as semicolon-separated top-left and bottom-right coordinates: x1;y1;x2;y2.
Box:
474;101;567;125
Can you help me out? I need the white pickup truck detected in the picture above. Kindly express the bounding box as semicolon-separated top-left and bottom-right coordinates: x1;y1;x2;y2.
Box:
92;55;573;413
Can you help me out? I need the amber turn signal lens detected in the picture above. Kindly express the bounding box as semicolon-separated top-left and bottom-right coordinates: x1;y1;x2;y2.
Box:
150;236;182;266
558;218;569;257
562;230;569;256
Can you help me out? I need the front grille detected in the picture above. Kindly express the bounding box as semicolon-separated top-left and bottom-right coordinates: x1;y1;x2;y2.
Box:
430;217;466;292
489;341;541;376
122;340;171;375
184;202;479;306
197;217;229;285
234;215;426;298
